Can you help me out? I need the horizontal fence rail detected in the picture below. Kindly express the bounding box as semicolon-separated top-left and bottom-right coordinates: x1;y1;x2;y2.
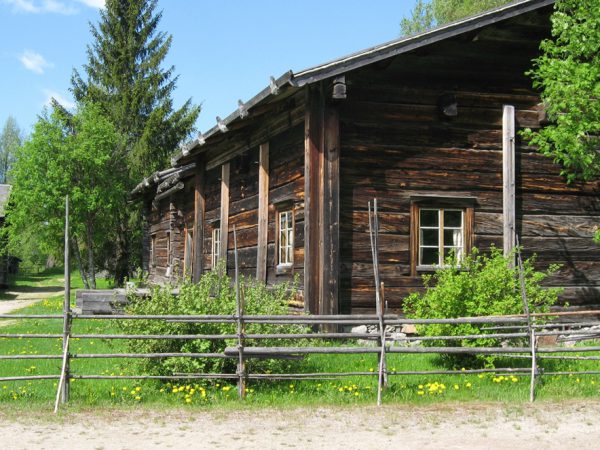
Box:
2;309;600;409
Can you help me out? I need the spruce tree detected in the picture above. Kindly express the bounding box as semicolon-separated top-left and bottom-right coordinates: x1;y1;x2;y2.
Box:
71;0;200;179
71;0;200;283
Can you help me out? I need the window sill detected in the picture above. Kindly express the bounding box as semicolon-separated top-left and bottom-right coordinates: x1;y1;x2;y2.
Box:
276;264;293;275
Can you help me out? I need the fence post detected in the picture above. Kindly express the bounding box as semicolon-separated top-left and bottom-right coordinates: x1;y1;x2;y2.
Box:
234;226;246;399
55;195;71;412
516;236;537;402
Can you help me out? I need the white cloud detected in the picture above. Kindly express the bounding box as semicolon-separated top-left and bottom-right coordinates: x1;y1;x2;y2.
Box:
19;50;54;74
43;89;76;110
2;0;77;14
76;0;103;8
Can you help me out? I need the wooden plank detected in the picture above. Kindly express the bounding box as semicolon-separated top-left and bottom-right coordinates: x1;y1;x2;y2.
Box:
503;104;516;256
304;85;324;314
321;104;340;316
219;162;230;272
192;158;206;282
256;142;269;282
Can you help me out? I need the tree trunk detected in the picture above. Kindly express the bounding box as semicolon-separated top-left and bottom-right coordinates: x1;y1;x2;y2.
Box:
85;220;96;289
113;215;129;287
71;235;90;289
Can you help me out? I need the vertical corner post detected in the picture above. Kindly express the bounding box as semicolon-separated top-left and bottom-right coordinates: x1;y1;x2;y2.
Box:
502;105;516;260
193;157;206;283
256;143;269;283
219;162;230;275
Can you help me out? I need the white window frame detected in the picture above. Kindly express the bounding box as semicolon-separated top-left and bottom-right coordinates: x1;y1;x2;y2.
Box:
211;227;221;270
418;208;464;268
277;210;294;268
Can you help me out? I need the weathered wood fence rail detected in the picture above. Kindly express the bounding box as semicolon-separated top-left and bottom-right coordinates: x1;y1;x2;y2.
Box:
1;199;598;411
1;309;600;412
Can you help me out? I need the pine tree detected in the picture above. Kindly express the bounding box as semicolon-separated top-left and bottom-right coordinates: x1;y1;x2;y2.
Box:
71;0;200;284
71;0;200;179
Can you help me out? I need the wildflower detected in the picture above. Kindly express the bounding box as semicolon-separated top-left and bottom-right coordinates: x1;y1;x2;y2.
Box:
454;384;459;390
465;382;472;388
222;386;231;392
134;396;141;401
185;397;192;403
418;385;423;389
417;391;424;396
135;386;141;392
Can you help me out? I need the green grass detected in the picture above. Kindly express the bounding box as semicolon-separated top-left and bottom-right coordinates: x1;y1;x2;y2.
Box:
0;270;599;410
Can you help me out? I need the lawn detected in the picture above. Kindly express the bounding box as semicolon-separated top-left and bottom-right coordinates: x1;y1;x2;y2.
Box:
0;270;599;410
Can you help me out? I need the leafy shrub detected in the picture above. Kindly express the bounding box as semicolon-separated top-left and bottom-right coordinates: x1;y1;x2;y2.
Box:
117;269;307;377
402;247;561;368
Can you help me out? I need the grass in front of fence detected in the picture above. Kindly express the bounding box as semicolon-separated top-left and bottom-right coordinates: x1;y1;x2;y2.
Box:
1;292;600;410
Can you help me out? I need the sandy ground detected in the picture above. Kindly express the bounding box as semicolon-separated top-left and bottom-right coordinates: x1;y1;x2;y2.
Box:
0;288;64;326
1;401;599;450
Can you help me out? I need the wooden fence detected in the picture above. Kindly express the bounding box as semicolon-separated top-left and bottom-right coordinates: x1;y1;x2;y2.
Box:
0;198;599;412
1;307;600;413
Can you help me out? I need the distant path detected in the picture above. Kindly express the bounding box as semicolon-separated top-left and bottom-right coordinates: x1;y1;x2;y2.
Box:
0;285;64;321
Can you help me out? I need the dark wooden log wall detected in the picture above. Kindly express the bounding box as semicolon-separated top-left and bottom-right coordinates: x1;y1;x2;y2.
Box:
338;8;600;314
144;125;305;310
148;178;195;283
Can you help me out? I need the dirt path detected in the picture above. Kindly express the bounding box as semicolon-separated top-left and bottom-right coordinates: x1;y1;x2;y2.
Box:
1;401;599;449
0;287;64;324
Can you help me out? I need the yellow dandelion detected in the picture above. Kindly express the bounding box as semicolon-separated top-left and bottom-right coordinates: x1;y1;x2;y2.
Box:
454;384;459;390
417;391;424;396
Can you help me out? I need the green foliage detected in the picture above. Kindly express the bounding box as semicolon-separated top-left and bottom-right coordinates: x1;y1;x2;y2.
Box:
400;0;511;35
71;0;200;179
71;0;200;283
6;103;125;287
523;0;600;185
118;270;307;378
403;247;561;367
0;116;22;184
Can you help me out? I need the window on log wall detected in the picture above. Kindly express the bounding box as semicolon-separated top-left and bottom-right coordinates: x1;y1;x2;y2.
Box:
211;227;221;270
184;228;193;275
276;209;294;273
410;198;474;276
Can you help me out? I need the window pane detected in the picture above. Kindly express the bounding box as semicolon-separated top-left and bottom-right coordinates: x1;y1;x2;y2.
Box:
420;247;439;265
420;229;439;246
444;247;463;261
444;210;462;228
444;229;463;247
420;209;438;227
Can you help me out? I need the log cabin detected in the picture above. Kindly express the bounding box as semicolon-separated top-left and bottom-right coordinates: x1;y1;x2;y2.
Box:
131;0;600;315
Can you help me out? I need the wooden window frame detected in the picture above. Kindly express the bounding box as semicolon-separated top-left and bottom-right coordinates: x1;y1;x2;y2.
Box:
211;226;221;270
150;234;156;268
410;196;474;276
183;227;193;276
275;202;295;275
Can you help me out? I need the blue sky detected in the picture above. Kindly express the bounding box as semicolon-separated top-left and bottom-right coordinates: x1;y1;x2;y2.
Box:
0;0;416;137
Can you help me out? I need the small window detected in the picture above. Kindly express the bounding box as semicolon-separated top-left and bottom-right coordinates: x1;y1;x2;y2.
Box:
166;231;171;267
184;228;193;274
419;208;464;267
150;234;156;267
277;210;294;267
212;227;221;270
410;197;474;275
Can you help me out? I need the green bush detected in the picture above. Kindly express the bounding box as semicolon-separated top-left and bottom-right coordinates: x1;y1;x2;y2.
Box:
117;269;307;377
402;247;561;368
